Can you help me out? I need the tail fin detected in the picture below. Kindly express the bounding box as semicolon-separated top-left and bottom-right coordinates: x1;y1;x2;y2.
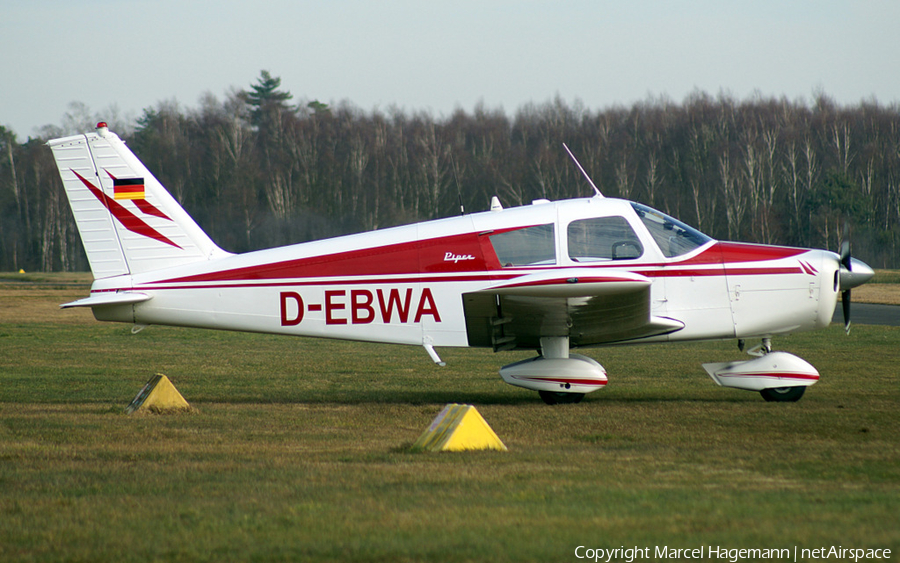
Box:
47;123;229;278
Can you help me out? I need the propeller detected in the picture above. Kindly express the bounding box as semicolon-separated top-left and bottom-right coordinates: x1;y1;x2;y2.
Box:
840;224;852;333
837;223;875;334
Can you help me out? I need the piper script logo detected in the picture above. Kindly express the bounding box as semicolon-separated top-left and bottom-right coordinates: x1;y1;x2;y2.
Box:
444;252;475;263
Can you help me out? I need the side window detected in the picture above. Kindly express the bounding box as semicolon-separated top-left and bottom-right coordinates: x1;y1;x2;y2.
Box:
489;224;556;267
567;216;643;262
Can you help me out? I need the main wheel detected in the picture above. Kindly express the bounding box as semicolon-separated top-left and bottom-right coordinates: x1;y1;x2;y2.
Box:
759;386;806;402
538;391;585;405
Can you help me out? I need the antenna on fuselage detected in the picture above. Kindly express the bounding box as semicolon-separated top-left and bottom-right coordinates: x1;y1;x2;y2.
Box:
450;154;465;215
562;143;603;198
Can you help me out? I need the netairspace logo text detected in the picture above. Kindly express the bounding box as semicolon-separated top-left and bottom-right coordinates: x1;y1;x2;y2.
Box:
574;545;892;563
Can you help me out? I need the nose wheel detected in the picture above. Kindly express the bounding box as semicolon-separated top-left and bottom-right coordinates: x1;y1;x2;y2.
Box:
743;338;807;401
710;345;817;402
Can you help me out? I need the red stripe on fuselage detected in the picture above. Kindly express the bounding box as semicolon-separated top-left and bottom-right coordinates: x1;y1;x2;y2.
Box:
496;275;644;288
640;266;802;278
146;237;809;288
132;263;804;293
157;232;497;284
132;273;520;292
682;242;806;265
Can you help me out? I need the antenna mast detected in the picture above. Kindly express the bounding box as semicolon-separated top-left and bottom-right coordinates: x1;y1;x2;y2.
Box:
563;143;603;198
450;154;465;215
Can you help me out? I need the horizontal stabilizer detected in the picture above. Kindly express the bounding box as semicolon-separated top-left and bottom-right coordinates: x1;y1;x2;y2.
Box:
61;292;152;309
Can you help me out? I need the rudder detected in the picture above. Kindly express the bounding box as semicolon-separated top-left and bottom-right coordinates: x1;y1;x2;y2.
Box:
48;123;228;278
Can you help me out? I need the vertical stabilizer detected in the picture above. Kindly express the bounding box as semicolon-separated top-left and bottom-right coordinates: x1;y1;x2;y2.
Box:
47;124;228;278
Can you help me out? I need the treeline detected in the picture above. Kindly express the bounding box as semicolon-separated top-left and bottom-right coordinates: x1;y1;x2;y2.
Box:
3;73;900;272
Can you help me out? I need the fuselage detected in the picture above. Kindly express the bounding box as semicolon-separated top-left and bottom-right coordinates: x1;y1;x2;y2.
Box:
87;196;841;350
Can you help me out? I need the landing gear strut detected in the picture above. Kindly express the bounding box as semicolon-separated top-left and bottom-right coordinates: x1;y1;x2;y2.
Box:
744;337;772;357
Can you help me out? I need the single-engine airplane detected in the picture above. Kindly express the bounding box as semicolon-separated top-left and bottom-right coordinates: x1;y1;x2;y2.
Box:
48;123;874;404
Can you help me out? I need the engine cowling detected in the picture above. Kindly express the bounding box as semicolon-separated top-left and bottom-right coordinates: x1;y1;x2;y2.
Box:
499;354;608;394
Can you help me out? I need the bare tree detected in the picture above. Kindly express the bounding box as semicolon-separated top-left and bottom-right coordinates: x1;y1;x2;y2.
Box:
719;152;745;240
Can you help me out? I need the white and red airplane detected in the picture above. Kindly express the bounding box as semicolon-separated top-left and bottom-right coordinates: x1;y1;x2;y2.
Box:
48;123;874;404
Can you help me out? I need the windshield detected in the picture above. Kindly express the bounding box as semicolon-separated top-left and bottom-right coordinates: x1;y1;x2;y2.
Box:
631;203;712;258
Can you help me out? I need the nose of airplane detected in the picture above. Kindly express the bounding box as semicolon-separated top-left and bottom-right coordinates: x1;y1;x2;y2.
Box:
840;257;875;290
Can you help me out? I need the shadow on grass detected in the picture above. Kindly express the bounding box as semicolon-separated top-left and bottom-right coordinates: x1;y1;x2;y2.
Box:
15;386;772;407
133;388;767;407
194;390;541;406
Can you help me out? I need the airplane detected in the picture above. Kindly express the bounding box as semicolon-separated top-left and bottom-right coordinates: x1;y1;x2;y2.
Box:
47;122;874;404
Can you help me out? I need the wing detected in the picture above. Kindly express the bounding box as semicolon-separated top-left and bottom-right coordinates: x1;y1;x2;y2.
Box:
462;268;683;350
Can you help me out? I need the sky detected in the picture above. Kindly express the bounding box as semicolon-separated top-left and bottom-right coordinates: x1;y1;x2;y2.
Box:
2;0;899;139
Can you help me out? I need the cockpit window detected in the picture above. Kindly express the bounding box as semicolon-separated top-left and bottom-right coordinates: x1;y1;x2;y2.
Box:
632;203;711;257
489;224;556;267
567;216;643;262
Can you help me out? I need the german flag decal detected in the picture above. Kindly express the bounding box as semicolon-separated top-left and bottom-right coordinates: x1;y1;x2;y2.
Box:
72;169;181;249
113;177;145;200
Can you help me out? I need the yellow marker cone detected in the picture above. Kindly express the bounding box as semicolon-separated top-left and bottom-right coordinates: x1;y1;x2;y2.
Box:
125;374;190;414
412;404;507;452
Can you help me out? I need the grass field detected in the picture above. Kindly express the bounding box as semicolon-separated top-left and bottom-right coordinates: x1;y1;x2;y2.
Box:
1;275;898;562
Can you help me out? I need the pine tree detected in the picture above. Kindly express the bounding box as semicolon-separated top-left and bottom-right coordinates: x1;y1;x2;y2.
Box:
243;70;293;128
